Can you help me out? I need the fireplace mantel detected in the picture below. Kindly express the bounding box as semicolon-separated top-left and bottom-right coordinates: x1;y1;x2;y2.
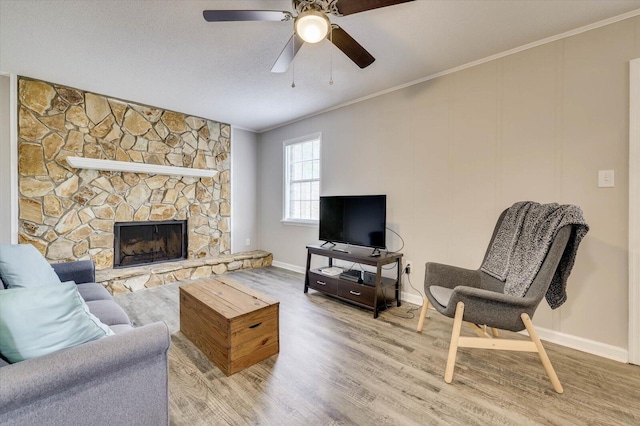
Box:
66;157;218;178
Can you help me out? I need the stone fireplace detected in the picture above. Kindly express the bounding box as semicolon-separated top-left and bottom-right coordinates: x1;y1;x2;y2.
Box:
113;220;187;268
17;77;232;270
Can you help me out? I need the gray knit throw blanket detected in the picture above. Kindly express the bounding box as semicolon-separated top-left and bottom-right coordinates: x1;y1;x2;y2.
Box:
480;201;589;309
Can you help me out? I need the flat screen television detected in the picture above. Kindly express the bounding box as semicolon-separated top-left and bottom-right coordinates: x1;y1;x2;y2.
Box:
319;195;386;249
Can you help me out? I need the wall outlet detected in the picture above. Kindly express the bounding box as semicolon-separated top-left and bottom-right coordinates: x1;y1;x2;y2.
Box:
245;238;251;246
405;261;412;274
598;170;615;188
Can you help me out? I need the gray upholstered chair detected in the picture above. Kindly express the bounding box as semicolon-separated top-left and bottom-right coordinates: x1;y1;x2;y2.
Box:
416;209;573;393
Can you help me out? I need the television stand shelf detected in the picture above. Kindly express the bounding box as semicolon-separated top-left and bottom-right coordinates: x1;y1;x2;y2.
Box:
304;245;403;318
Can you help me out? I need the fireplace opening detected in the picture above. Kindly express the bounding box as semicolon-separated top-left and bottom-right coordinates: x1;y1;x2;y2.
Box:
113;220;187;268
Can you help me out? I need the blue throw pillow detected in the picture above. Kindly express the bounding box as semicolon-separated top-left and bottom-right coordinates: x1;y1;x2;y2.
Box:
0;244;61;288
0;281;114;363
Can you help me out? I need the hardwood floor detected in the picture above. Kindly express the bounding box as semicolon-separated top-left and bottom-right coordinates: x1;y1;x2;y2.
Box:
114;267;640;425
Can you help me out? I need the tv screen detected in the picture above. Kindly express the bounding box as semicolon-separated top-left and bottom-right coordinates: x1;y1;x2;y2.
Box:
319;195;386;249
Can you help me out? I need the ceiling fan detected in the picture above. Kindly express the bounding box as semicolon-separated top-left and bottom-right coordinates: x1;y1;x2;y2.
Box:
203;0;414;73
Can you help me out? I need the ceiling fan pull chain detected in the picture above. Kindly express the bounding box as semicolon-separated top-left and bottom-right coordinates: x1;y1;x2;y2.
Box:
291;39;296;88
329;26;334;85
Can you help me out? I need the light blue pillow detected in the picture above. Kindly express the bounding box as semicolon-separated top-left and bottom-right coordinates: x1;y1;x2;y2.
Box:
0;244;61;288
0;281;114;363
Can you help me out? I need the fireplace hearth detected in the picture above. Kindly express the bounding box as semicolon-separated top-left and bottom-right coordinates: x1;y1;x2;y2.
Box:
113;220;187;268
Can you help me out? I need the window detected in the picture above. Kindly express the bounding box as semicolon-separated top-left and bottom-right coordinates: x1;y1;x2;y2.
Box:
283;133;321;224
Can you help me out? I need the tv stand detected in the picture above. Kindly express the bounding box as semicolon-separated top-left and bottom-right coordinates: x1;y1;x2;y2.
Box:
304;245;403;318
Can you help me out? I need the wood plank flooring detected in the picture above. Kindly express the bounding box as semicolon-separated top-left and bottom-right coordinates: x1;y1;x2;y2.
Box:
114;267;640;425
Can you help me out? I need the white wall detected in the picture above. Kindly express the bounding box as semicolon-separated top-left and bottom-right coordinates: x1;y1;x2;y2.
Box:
231;127;259;253
258;16;640;357
0;75;11;244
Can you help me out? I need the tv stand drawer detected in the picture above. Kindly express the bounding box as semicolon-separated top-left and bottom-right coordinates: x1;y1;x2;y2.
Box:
308;271;338;294
337;281;376;307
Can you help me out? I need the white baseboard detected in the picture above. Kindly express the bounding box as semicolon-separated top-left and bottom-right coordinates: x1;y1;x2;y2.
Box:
402;292;424;306
397;292;629;363
524;327;628;363
271;260;628;362
271;260;306;274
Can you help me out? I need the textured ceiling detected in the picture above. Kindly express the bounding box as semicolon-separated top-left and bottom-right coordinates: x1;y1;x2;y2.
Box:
2;0;640;132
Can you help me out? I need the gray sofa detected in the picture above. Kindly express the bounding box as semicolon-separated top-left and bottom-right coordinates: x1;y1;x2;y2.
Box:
0;260;170;426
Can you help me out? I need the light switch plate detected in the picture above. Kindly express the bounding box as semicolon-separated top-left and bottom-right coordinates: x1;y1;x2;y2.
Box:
598;170;615;188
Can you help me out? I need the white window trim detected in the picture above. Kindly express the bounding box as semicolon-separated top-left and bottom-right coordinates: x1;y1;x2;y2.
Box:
280;218;319;227
282;132;321;226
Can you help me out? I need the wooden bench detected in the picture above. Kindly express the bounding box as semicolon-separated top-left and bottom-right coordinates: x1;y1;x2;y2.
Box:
179;276;279;375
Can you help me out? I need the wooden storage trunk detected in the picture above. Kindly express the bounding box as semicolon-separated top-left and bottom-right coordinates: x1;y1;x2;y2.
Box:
179;276;279;376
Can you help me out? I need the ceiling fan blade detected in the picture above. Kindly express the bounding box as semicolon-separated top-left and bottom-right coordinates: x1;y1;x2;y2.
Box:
330;26;375;69
203;10;293;22
271;34;304;73
335;0;414;16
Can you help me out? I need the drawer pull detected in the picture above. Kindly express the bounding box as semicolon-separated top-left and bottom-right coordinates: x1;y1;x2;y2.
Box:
349;290;361;296
316;281;326;286
249;322;262;329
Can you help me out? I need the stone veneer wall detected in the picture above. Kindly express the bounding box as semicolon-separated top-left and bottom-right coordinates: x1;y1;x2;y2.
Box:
17;77;231;269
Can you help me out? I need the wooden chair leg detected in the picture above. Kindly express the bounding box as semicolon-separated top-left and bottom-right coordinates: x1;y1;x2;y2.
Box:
521;313;564;394
490;327;500;337
466;322;492;338
444;302;465;384
416;298;431;332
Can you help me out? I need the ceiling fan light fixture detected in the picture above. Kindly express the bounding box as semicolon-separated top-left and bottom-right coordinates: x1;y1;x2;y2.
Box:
295;10;330;43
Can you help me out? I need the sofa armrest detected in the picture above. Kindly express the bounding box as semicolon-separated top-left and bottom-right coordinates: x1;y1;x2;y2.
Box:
51;259;96;284
0;322;170;424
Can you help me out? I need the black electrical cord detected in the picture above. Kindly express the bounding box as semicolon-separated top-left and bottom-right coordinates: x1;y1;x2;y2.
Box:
336;227;415;314
385;226;404;254
382;269;423;320
381;227;405;270
337;228;404;271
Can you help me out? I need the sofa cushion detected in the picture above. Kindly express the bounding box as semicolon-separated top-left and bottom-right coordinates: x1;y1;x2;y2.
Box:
0;244;61;289
0;281;114;363
85;300;131;326
77;282;113;302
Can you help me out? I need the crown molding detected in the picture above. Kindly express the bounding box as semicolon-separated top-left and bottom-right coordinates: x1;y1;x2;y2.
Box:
259;8;640;133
